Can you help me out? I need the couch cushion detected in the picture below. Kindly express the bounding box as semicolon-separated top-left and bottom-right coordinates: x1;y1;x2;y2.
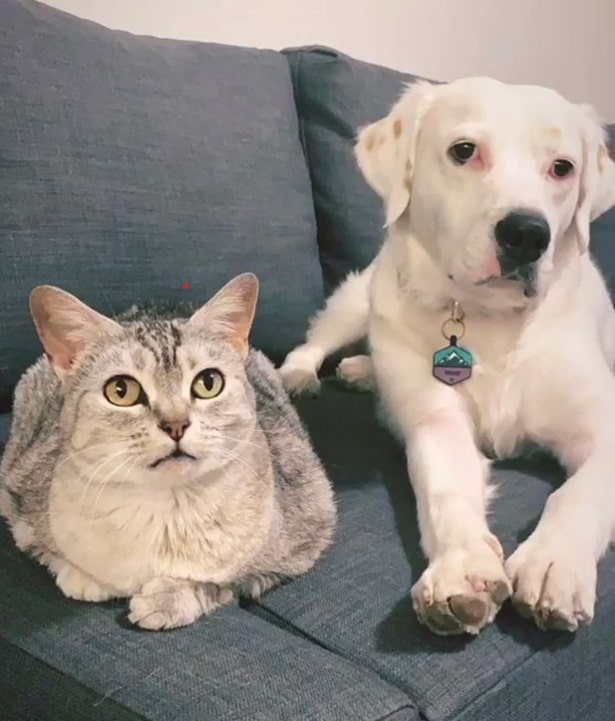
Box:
254;383;615;721
0;517;417;721
0;0;324;413
283;46;417;293
284;46;615;297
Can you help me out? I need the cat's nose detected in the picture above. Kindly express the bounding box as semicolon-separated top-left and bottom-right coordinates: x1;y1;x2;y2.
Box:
159;419;191;441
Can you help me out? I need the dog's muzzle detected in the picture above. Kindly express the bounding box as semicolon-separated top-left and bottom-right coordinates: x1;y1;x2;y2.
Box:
495;209;550;296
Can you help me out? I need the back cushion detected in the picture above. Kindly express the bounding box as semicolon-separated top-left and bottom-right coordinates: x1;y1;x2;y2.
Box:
0;0;323;412
284;46;615;295
283;46;417;293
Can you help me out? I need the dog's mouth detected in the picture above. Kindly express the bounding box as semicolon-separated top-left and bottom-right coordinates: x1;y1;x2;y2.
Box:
501;262;538;297
474;263;538;297
149;448;197;468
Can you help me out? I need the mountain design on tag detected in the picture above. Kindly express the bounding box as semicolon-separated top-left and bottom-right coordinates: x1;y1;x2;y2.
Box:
440;349;471;367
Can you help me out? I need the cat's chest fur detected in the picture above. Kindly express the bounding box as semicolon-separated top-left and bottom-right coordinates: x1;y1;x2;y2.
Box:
49;468;274;596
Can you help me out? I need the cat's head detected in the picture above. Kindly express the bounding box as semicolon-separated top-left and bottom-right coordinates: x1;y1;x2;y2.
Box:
30;273;261;488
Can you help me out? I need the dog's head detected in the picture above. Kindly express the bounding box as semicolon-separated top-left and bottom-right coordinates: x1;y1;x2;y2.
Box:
355;77;615;296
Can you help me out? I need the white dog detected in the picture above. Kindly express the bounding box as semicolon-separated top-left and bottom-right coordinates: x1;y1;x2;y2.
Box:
279;76;615;636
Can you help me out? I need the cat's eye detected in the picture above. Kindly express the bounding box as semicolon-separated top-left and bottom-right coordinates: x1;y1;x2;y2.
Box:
103;376;145;407
191;368;225;399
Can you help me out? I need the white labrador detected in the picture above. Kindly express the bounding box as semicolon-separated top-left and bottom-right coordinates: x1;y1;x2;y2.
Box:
279;77;615;635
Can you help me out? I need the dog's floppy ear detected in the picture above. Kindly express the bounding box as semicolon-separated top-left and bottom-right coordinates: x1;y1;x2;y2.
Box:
354;80;436;227
574;104;615;253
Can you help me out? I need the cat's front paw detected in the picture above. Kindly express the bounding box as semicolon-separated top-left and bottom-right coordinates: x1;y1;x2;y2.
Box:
128;578;233;631
56;563;116;602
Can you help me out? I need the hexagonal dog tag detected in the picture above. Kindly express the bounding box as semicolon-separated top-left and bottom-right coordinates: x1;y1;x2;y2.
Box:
432;336;473;386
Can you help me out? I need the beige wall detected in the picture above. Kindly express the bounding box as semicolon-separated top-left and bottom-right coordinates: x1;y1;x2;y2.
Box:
44;0;615;120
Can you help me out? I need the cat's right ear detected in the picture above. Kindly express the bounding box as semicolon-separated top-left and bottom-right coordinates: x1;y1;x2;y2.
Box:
30;286;121;378
187;273;259;358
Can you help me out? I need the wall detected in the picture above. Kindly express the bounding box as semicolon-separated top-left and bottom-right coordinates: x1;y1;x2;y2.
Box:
43;0;615;120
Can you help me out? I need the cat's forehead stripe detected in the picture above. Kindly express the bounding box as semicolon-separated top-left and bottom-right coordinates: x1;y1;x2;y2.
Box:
134;321;182;371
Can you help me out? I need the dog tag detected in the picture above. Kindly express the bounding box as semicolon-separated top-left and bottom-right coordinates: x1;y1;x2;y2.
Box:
432;335;473;386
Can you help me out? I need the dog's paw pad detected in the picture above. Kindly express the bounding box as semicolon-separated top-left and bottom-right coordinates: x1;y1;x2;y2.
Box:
505;536;596;632
412;540;510;636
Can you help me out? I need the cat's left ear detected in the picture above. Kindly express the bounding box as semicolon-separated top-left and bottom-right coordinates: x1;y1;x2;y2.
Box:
30;286;121;378
188;273;259;357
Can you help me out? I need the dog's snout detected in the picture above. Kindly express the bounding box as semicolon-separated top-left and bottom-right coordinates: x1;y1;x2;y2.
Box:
495;210;550;265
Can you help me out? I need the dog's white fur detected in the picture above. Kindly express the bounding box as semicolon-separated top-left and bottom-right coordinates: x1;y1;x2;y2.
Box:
280;76;615;635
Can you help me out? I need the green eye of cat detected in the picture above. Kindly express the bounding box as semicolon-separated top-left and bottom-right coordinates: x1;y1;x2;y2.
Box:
191;369;225;399
103;376;144;407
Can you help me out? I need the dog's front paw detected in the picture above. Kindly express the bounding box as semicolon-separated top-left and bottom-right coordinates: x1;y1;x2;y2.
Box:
128;578;232;631
412;536;511;635
56;563;116;602
279;365;320;396
336;355;374;391
278;346;321;396
505;534;596;631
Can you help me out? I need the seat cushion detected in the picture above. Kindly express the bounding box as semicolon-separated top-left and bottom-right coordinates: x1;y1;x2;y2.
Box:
0;0;324;412
284;45;615;298
253;383;615;721
0;512;416;721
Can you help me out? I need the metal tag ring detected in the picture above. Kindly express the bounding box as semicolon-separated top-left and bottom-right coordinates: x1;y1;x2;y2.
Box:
441;318;466;341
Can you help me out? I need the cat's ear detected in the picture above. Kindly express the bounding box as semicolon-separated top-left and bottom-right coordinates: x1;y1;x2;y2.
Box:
187;273;259;357
30;286;121;378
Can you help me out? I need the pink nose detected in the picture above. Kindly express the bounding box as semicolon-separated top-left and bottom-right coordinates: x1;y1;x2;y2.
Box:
159;419;191;441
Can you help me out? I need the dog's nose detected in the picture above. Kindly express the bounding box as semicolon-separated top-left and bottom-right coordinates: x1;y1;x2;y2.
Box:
495;210;550;265
159;419;191;441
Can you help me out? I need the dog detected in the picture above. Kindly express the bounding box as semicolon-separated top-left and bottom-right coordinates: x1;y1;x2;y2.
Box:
279;76;615;636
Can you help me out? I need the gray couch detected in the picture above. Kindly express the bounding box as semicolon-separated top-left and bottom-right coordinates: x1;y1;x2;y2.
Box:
2;2;615;720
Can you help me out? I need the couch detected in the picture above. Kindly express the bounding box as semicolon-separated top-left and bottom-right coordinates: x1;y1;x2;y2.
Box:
1;1;615;720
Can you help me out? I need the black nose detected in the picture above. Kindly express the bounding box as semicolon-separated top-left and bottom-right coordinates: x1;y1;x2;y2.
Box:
159;419;191;441
495;210;550;265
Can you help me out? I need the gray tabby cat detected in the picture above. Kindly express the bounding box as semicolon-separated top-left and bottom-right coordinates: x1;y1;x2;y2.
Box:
0;273;336;630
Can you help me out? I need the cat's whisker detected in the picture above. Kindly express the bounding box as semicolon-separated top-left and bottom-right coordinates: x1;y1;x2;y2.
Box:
78;449;131;512
215;449;263;482
204;432;269;453
90;454;137;517
56;440;129;472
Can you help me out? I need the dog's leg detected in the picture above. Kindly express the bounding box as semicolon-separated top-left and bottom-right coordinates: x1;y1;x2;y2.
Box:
371;329;510;635
407;406;511;635
279;266;373;395
506;384;615;631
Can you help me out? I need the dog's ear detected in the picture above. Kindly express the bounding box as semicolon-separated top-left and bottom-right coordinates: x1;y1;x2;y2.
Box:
574;103;615;253
354;80;436;227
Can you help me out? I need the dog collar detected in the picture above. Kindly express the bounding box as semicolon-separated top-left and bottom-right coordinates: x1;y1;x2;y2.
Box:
432;301;474;386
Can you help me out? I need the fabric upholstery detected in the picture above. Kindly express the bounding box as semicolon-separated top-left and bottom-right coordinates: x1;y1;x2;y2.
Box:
0;635;142;721
0;0;324;413
0;508;416;721
255;382;615;721
283;46;418;293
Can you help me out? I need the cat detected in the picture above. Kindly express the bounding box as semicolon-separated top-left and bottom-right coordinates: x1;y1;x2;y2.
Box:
0;273;336;630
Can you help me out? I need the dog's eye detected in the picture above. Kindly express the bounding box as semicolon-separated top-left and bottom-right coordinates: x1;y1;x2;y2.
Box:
549;159;575;179
448;141;478;165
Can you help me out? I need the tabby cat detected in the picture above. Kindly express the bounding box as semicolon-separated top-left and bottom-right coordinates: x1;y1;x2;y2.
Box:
0;273;336;630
